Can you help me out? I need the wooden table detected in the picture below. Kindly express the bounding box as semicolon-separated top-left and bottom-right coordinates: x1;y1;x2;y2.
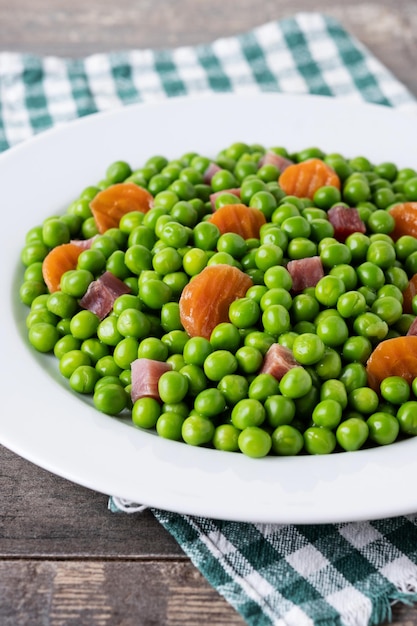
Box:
1;1;417;624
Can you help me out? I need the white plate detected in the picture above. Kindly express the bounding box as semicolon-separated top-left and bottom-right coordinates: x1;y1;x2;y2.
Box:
3;93;417;524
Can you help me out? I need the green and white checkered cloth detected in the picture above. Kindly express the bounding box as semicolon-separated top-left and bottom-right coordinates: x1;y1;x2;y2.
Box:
1;12;417;152
4;11;417;626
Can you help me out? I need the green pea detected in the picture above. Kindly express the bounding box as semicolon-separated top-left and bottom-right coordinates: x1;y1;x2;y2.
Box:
59;349;91;378
313;185;341;209
292;333;325;366
353;312;388;341
21;242;49;266
367;210;395;235
262;304;291;336
336;291;367;319
210;323;241;352
106;160;132;183
28;322;60;353
217;375;249;406
248;373;280;402
81;338;109;363
290;293;320;323
235;345;264;374
396;401;417;435
342;335;372;364
94;383;127;415
264;395;296;428
182;415;215;446
315;348;342;380
213;424;240;452
158;371;189;404
238;427;272;458
263;265;293;290
320;379;348;409
140;279;172;310
95;355;123;378
179;364;207;397
380;376;410;405
194;388;227;417
231;398;265;429
204;350;238;381
316;314;349;348
249;191;277;219
320;243;352;269
280;367;312;399
343;177;370;205
54;335;82;359
156;412;185;441
348;387;379;414
19;280;47;306
229;298;260;329
367;412;399;445
161;330;189;355
304;427;336;455
371;296;402;325
113;337;140;370
97;316;123;346
345;232;370;263
60;269;93;298
315;276;345;307
312;399;342;429
336;418;369;451
69;365;100;394
271;424;304;456
70;310;100;340
132;397;161;429
339;363;368;394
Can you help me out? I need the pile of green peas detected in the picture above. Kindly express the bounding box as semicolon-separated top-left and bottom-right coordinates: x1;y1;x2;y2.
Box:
19;140;417;458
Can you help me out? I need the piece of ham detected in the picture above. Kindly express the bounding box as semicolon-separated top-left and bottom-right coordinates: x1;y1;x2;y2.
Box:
70;236;97;250
407;317;417;336
203;162;222;184
131;358;172;403
327;205;366;242
79;271;131;320
286;256;324;293
209;188;241;211
258;150;293;173
260;343;298;380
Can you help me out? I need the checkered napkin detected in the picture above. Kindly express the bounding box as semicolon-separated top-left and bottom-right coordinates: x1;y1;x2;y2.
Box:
4;11;417;626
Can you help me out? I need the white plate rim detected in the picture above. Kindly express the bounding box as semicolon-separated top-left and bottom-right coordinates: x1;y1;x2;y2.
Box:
2;91;417;524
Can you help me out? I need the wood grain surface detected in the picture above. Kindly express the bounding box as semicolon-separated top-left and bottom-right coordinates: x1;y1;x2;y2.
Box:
2;2;417;625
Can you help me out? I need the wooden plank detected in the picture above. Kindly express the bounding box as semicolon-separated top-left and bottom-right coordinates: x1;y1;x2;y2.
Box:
1;559;417;626
0;560;246;626
0;446;183;557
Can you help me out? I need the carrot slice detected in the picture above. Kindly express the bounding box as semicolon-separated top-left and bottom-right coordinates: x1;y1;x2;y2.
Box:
402;274;417;314
366;336;417;391
208;203;266;239
90;183;154;234
42;242;84;293
388;202;417;240
179;264;253;339
278;158;340;199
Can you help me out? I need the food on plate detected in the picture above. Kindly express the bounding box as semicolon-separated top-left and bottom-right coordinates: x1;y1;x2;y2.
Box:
19;142;417;457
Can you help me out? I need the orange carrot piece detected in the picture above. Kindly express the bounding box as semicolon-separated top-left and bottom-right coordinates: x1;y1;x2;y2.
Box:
90;182;154;234
278;158;340;199
42;242;84;293
208;203;266;239
179;264;253;339
366;336;417;391
402;274;417;314
388;202;417;240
